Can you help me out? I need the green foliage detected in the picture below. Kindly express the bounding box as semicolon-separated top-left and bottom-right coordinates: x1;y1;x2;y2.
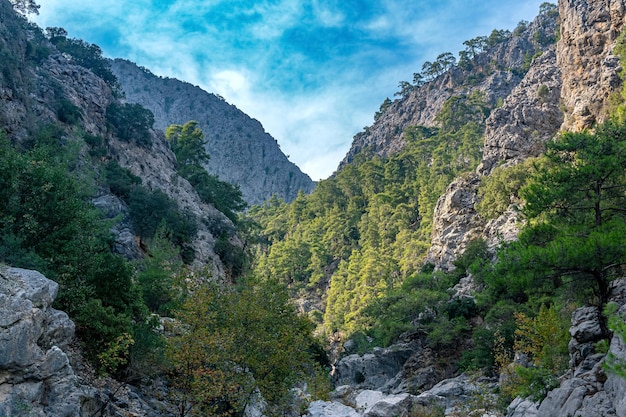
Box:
476;160;534;220
106;102;155;146
498;306;568;402
55;97;82;125
604;302;626;377
248;93;489;342
128;187;198;259
136;226;183;315
104;160;141;202
374;97;393;121
214;235;248;280
0;129;170;375
166;276;329;416
166;121;246;222
166;121;210;169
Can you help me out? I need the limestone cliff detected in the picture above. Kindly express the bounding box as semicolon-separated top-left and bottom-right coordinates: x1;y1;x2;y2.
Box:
558;0;626;131
427;0;626;270
110;59;315;206
339;9;557;168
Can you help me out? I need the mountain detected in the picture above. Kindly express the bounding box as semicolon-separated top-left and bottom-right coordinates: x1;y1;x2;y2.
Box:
110;59;315;206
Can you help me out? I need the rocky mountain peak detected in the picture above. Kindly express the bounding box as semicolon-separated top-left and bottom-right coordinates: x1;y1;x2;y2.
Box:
110;59;315;206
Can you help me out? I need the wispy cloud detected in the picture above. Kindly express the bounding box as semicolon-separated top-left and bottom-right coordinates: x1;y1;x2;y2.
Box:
33;0;547;180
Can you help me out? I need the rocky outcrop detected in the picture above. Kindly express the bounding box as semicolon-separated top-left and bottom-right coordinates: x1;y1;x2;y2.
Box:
426;174;485;271
332;342;419;391
0;266;178;417
110;59;315;205
558;0;626;131
478;48;563;175
427;44;564;270
507;279;626;417
0;266;100;416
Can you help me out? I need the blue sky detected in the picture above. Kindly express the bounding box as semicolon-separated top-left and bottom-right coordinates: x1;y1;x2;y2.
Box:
33;0;546;180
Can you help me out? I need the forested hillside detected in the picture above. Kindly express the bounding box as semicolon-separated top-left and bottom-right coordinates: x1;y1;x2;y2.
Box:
247;2;626;414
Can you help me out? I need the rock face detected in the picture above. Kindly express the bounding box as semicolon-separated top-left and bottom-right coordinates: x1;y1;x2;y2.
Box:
558;0;626;131
426;174;485;270
0;266;100;416
332;343;419;391
478;48;563;176
110;59;315;206
339;10;557;169
427;0;625;270
0;266;177;417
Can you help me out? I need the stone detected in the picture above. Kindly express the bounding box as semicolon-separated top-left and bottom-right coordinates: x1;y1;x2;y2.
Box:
307;400;361;417
570;306;604;343
332;342;418;391
507;397;539;417
0;266;95;416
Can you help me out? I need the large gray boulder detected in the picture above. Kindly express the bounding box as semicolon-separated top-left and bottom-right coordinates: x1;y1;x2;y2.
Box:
332;343;418;391
0;266;100;416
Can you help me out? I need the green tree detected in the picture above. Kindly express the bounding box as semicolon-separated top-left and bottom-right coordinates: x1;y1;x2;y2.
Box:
166;121;210;170
0;132;147;372
167;277;328;416
487;119;626;318
166;121;246;222
106;103;155;146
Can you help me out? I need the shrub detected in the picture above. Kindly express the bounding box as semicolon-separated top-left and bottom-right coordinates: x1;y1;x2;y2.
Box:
106;103;154;146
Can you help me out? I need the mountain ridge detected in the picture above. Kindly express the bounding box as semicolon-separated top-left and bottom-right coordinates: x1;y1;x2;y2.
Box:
110;58;316;206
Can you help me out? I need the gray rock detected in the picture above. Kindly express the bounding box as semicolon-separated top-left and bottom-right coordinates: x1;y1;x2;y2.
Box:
307;400;361;417
332;343;418;391
558;0;626;131
0;266;97;416
507;397;539;417
570;306;605;343
110;59;315;205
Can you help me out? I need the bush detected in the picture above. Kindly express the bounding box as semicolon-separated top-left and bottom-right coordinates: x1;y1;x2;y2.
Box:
56;97;82;125
106;103;154;146
476;160;534;220
104;160;141;202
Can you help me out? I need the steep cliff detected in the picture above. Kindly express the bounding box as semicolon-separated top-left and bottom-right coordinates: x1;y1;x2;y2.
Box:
428;0;626;270
110;59;315;206
339;9;558;168
558;0;626;131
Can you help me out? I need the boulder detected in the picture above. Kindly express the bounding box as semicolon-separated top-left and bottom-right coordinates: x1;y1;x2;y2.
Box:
0;267;96;416
332;343;418;391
